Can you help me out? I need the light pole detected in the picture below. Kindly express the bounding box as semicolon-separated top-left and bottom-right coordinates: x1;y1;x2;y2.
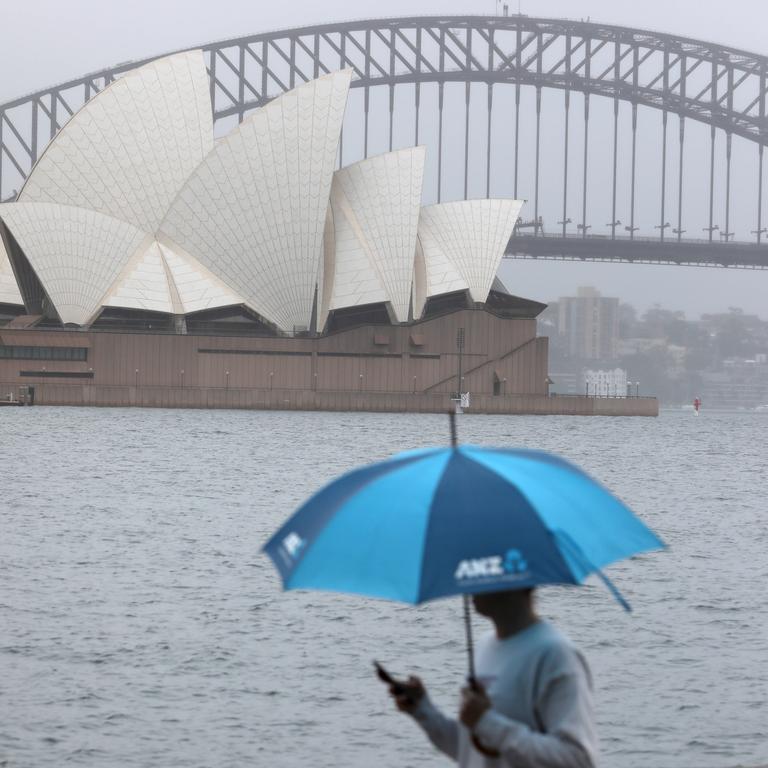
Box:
635;381;640;398
502;377;507;395
412;375;417;394
180;369;184;388
358;373;364;391
225;370;230;390
135;368;139;387
313;372;318;391
456;327;465;397
269;371;274;390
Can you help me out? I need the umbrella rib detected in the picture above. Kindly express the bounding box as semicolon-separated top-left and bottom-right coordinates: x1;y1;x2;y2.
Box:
553;530;633;612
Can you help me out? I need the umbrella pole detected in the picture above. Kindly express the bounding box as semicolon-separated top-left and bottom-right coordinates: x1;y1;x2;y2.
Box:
463;594;476;681
449;411;476;679
450;411;475;679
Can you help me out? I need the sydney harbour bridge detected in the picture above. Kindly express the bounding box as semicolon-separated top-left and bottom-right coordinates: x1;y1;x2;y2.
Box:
2;15;768;269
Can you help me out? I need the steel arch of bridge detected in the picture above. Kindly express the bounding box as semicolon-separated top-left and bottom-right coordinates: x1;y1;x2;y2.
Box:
2;15;768;266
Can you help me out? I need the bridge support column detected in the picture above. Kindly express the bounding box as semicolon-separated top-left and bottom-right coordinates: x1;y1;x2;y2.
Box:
758;64;766;245
464;82;471;200
414;82;420;147
486;84;493;198
513;84;521;199
758;145;764;245
708;125;716;242
677;117;685;242
660;110;668;242
725;132;733;241
534;87;541;230
611;97;618;239
437;83;444;202
562;90;570;237
708;59;717;242
581;92;590;238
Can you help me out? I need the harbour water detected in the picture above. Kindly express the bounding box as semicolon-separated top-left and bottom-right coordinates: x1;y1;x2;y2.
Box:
1;407;766;767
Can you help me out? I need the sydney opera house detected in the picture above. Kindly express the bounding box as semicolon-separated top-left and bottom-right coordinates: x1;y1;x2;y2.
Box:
0;50;652;414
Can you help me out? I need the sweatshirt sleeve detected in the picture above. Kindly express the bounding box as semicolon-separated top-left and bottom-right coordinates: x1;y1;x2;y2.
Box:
472;648;598;768
411;696;460;761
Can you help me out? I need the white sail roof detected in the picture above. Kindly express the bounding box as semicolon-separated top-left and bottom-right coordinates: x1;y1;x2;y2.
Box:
19;50;213;234
0;238;23;305
160;241;244;315
418;199;523;303
104;239;243;315
326;147;425;323
411;237;429;320
0;59;526;331
104;241;178;314
0;203;150;326
416;224;468;300
160;70;351;332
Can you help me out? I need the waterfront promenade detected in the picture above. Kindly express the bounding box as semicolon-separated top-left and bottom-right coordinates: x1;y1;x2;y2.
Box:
0;381;658;416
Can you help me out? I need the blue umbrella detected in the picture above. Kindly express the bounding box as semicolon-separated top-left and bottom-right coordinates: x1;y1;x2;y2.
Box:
263;415;664;673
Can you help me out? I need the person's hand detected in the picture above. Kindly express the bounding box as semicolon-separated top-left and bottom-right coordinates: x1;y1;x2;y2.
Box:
460;679;491;729
389;675;426;715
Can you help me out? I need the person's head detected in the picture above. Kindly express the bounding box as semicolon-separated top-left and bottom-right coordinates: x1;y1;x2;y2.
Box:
471;588;536;626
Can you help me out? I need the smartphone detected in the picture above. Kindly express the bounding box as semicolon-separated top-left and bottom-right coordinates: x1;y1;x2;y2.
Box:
373;660;407;695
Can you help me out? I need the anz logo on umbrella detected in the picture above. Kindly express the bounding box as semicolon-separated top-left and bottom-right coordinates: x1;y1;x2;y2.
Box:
454;548;530;583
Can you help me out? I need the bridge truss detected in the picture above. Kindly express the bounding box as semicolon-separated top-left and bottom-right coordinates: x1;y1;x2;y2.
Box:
2;15;768;266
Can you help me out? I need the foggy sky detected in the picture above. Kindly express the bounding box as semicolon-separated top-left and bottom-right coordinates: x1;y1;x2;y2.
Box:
1;0;767;319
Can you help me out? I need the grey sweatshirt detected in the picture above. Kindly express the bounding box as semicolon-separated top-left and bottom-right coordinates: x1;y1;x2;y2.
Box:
412;621;598;767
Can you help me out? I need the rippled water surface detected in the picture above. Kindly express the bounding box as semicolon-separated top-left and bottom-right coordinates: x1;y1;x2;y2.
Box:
1;407;767;768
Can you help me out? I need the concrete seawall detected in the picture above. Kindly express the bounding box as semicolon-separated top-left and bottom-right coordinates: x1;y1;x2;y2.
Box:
2;382;658;416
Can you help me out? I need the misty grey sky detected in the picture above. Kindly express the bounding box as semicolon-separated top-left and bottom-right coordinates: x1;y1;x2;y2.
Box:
1;0;767;319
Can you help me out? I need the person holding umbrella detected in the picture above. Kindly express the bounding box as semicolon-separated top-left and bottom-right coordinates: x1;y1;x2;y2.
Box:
263;415;662;766
388;586;597;767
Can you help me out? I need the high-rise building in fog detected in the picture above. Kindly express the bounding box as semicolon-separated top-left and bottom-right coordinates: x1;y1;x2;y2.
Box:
558;286;620;360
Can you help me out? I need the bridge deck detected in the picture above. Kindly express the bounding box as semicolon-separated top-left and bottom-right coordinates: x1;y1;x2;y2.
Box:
506;234;768;269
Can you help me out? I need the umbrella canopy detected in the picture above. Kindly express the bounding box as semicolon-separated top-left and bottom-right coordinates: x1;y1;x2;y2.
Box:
263;445;664;609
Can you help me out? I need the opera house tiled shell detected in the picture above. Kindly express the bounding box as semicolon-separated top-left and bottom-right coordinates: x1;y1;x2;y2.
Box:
0;50;523;332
